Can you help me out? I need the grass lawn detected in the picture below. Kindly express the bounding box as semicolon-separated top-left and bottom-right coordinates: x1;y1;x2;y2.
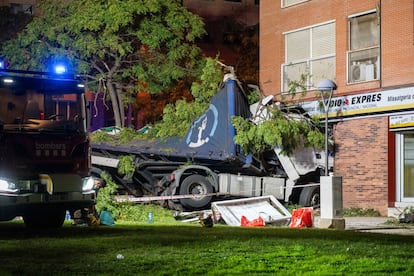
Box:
0;218;413;275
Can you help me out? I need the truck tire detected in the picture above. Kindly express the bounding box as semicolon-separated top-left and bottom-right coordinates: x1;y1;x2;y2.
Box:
299;185;320;208
179;175;213;210
23;207;66;228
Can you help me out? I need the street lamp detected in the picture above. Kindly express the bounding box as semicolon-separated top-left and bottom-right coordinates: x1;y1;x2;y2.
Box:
316;79;337;176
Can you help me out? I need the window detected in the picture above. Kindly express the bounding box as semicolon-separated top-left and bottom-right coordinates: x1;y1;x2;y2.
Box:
347;11;380;83
282;22;336;92
282;0;308;8
396;133;414;202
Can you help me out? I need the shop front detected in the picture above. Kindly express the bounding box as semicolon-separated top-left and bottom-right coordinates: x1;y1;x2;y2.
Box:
303;85;414;216
390;113;414;215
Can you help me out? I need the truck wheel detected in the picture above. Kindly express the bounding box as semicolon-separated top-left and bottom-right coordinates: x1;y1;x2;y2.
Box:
299;185;320;208
23;208;66;228
179;175;213;210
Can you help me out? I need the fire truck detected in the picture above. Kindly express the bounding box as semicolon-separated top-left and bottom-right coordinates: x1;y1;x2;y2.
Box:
0;63;96;227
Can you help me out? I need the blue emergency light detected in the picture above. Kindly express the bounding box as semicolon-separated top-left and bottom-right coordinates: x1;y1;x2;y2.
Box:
0;59;5;69
53;64;67;75
48;58;74;77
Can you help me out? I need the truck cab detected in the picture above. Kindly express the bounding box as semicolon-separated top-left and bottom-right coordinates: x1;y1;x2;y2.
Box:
0;66;96;227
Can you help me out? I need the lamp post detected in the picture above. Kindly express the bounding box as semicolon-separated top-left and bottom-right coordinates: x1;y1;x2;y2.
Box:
316;80;344;230
316;80;337;176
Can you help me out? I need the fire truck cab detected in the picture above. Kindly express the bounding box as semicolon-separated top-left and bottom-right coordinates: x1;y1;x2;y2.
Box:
0;64;96;227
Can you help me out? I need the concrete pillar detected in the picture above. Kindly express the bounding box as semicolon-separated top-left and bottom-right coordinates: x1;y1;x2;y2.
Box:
318;176;346;229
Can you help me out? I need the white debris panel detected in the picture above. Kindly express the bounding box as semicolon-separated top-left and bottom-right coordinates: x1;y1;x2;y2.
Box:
211;195;291;226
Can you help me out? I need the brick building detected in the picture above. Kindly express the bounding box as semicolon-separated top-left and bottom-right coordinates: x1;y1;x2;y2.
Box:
260;0;414;216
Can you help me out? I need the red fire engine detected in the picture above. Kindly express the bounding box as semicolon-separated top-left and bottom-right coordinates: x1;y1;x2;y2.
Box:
0;62;96;227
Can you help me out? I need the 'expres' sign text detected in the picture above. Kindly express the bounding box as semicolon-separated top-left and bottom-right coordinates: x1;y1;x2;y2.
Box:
302;86;414;118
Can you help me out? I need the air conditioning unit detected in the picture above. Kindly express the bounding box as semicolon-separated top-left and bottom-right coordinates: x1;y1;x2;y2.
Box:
350;64;366;82
350;63;375;82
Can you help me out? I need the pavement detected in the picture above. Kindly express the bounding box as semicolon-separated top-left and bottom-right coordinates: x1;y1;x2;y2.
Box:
330;216;414;236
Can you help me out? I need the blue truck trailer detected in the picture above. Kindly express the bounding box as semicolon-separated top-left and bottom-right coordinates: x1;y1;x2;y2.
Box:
91;74;330;210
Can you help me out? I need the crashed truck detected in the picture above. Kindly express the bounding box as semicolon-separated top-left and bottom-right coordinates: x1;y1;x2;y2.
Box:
91;73;332;211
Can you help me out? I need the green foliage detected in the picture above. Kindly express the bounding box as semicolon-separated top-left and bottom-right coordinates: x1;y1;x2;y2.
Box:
90;127;148;144
118;127;138;144
190;57;223;104
284;72;311;100
247;87;261;105
342;208;381;217
232;116;266;154
96;170;176;223
149;57;223;138
232;106;324;155
232;72;324;155
95;172;120;219
118;155;135;178
116;203;177;224
89;130;116;143
149;99;208;138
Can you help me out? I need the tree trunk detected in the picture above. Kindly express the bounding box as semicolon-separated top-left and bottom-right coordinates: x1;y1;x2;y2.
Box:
115;84;125;127
126;103;132;127
106;79;123;127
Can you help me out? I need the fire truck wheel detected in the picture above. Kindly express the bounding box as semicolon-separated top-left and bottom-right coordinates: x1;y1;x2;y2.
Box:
179;175;213;210
299;185;320;208
23;208;66;228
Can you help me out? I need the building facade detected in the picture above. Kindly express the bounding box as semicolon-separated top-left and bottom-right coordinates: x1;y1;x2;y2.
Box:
261;0;414;216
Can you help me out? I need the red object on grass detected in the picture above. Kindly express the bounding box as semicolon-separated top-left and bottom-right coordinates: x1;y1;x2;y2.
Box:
289;207;313;228
240;215;265;227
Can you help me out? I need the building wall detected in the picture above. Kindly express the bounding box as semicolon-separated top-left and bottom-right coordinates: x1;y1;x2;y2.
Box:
260;0;383;97
381;0;414;87
261;0;414;95
334;116;389;215
261;0;414;215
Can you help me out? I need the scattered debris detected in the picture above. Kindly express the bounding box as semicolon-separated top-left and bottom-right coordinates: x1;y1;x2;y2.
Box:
398;206;414;224
174;210;213;223
289;207;313;228
240;215;265;227
173;196;291;227
211;195;291;227
199;213;214;228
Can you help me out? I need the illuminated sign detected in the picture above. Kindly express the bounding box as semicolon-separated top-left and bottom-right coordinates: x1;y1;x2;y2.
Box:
301;86;414;118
